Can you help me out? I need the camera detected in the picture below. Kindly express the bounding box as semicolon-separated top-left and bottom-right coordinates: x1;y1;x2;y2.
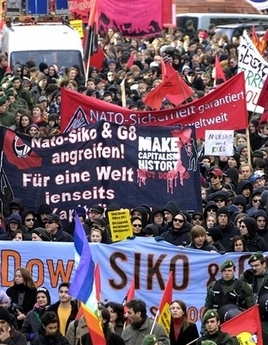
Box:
11;303;23;314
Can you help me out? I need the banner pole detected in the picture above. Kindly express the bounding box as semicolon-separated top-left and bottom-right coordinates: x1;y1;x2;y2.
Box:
246;127;252;166
85;29;94;86
150;309;160;335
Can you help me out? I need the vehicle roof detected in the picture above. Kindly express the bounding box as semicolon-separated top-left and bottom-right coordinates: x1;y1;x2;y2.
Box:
216;21;268;28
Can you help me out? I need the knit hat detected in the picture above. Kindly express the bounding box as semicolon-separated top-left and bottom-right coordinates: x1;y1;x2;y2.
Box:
162;201;180;216
220;259;235;272
142;334;158;345
39;62;48;72
8;213;22;224
0;307;11;323
90;219;107;227
36;286;51;305
202;309;219;323
32;227;52;241
72;207;87;219
207;226;223;242
37;73;47;83
216;206;230;218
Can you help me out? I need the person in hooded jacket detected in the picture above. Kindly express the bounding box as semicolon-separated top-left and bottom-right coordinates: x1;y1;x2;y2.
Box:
32;311;70;345
255;209;268;243
130;207;148;229
0;214;31;240
161;213;192;247
21;287;51;343
151;208;165;234
233;195;247;214
215;207;240;250
223;168;239;191
161;201;180;234
206;226;225;253
35;204;52;228
239;217;268;252
21;210;36;234
236;181;253;205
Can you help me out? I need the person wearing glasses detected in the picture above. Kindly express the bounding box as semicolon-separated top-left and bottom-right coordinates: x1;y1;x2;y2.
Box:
161;213;191;247
131;217;144;237
239;218;268;252
191;212;204;226
44;214;73;242
206;168;224;195
88;219;112;243
21;210;36;234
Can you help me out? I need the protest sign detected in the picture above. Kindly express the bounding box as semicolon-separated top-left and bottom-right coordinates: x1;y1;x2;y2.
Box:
0;240;260;331
108;209;133;242
98;0;162;37
204;130;234;156
61;72;248;138
238;32;268;113
0;123;202;219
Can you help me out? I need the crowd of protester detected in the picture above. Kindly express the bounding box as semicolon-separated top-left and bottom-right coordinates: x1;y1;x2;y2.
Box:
1;19;268;345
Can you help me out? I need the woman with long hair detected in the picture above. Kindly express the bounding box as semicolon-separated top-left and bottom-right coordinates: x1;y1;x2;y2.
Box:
105;302;125;335
169;300;199;345
6;267;37;330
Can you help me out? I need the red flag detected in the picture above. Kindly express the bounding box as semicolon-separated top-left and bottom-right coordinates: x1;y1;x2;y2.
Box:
259;110;268;125
157;271;173;335
251;26;260;51
95;263;101;302
215;55;226;83
257;76;268;110
90;46;105;71
123;278;135;326
221;305;263;345
127;54;134;68
144;70;193;109
84;0;98;62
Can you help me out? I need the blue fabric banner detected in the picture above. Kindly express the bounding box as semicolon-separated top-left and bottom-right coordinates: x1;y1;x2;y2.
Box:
0;239;259;330
0;122;202;219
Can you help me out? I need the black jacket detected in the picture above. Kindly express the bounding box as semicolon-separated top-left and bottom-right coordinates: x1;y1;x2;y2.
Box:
6;284;37;329
48;301;78;334
161;226;191;246
80;328;125;345
169;321;199;345
32;328;70;345
51;228;73;242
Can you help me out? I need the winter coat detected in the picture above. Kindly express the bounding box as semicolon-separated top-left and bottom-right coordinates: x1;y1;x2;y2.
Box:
32;329;70;345
3;328;27;345
242;217;268;252
216;222;240;250
161;226;191;246
79;328;125;345
51;228;73;242
48;301;78;334
6;284;37;329
21;306;49;341
169;321;199;345
121;317;169;345
65;316;88;345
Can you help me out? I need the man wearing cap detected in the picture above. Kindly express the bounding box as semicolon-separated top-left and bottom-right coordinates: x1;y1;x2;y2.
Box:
205;259;254;313
240;252;268;303
87;205;104;223
0;306;27;345
197;309;238;344
44;214;73;242
206;169;224;195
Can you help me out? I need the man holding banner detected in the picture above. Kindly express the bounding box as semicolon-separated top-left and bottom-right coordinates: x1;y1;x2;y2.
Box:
121;299;169;345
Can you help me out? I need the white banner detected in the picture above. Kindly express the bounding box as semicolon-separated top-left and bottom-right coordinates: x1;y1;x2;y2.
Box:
204;130;234;156
238;33;268;113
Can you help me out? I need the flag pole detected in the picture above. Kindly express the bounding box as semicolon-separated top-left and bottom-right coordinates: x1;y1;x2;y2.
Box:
85;29;94;86
150;309;160;334
120;78;126;108
185;337;200;345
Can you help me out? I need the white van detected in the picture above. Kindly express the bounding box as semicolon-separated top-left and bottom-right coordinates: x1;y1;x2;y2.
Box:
176;13;268;30
2;23;85;74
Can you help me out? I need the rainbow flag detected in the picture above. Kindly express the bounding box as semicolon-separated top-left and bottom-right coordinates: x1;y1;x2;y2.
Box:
69;213;105;345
